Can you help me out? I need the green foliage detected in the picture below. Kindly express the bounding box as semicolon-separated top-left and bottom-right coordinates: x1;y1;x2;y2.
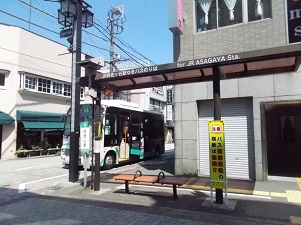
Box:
40;139;51;151
31;144;41;151
16;145;29;157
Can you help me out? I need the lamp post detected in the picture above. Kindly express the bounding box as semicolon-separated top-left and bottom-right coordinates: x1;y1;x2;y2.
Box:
57;0;94;182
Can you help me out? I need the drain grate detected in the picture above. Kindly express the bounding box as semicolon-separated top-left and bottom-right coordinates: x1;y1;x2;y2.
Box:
45;185;64;191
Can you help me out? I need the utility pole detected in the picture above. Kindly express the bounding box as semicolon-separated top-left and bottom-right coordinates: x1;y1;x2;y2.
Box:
57;0;94;183
213;66;223;204
69;1;82;182
107;5;125;100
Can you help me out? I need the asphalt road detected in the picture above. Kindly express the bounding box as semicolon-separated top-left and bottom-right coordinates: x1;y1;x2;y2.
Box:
0;146;175;202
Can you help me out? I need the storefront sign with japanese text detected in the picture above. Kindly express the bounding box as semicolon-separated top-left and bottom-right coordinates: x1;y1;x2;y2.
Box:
208;120;226;189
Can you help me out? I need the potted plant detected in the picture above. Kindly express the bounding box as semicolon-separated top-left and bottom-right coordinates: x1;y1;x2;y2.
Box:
40;139;51;155
16;145;28;158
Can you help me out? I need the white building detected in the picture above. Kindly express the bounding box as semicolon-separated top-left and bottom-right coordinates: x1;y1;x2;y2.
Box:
0;24;86;159
0;23;170;160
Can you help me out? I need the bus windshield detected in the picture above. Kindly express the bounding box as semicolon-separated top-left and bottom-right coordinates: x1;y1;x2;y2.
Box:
63;104;105;137
63;109;71;137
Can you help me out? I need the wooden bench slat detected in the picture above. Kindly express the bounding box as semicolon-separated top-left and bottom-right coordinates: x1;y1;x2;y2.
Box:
158;177;188;186
113;174;136;181
134;175;158;183
113;171;188;199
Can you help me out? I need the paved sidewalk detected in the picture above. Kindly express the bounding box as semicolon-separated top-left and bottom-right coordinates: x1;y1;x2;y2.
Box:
1;172;301;225
1;143;301;224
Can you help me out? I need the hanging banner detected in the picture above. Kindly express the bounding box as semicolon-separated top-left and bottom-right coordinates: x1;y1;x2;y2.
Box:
286;0;301;44
208;120;226;189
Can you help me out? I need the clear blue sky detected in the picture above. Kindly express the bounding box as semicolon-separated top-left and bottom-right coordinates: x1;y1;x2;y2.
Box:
0;0;173;66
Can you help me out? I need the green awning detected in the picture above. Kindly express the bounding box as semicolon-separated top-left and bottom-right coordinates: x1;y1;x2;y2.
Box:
23;121;64;131
17;111;63;122
0;111;14;125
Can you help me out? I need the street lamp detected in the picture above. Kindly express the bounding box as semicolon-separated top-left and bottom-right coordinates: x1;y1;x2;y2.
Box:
58;9;73;27
57;0;94;183
60;0;77;18
82;9;94;28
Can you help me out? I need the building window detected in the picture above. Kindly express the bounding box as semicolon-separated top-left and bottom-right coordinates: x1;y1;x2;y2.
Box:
248;0;271;22
218;0;242;27
24;75;36;90
53;82;63;95
150;98;165;114
38;78;51;93
0;73;5;86
19;73;85;99
64;84;71;97
196;0;271;32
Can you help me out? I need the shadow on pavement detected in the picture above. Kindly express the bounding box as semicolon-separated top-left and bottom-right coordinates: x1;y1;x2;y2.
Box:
0;185;301;225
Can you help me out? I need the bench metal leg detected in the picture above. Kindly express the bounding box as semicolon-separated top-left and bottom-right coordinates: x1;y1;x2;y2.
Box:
173;184;178;199
125;181;129;193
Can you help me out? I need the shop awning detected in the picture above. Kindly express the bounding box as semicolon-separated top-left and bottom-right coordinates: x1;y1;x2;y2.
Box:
23;121;64;131
17;111;63;122
0;111;14;125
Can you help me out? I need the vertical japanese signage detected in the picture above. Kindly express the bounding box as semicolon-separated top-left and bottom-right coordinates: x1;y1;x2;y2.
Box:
166;105;173;120
177;0;184;33
208;120;226;189
286;0;301;44
167;89;173;104
168;0;184;35
80;121;91;153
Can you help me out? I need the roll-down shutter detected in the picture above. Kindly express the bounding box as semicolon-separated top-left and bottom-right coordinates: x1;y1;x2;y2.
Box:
198;98;255;180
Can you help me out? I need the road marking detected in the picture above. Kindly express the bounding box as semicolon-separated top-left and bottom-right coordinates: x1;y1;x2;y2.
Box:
15;163;61;171
286;190;301;204
270;192;286;198
253;191;270;196
290;216;301;224
297;178;301;191
18;174;68;194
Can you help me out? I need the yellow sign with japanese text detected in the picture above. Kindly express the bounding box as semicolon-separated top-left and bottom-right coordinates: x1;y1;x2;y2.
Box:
208;120;226;189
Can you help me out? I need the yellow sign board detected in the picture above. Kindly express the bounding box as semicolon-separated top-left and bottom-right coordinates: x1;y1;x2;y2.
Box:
208;120;226;189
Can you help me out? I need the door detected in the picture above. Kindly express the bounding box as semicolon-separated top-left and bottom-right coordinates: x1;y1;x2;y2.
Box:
129;115;141;161
198;98;255;180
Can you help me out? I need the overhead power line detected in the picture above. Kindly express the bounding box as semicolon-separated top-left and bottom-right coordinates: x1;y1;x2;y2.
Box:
95;20;155;65
0;9;59;34
4;1;155;67
0;9;109;55
18;0;56;19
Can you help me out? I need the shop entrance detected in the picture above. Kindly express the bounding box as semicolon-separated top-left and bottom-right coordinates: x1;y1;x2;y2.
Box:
264;102;301;177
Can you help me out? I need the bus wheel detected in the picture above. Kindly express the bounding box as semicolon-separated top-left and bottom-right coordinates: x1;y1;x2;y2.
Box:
104;153;115;170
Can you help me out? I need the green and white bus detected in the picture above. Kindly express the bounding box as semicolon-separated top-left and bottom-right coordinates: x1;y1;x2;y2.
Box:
61;100;165;169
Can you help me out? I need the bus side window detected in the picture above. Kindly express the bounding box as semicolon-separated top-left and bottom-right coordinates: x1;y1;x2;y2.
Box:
120;114;129;143
104;114;117;135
